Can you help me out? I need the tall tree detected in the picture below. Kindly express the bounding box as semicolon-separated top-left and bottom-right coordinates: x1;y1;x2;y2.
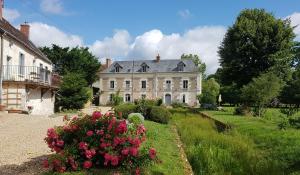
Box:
181;54;206;75
218;9;295;88
40;45;101;85
197;78;220;105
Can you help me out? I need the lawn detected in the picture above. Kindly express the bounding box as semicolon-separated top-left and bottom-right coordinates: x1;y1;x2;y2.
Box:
44;120;186;175
205;107;300;174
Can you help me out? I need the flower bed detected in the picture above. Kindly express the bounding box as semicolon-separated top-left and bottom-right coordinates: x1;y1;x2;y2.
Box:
43;111;156;174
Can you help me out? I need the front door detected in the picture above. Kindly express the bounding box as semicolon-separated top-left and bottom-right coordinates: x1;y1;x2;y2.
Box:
165;94;171;105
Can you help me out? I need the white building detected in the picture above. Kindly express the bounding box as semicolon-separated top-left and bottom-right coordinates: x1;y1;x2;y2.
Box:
0;1;59;115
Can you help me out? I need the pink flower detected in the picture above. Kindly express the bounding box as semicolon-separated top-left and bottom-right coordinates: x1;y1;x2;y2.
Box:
85;149;96;159
130;138;141;147
42;159;49;168
56;140;64;147
121;148;129;156
83;160;92;169
149;148;156;159
129;147;138;157
135;167;140;175
47;128;58;139
92;111;102;120
137;125;146;134
79;142;88;150
86;130;94;137
115;120;127;134
96;129;104;135
111;156;119;166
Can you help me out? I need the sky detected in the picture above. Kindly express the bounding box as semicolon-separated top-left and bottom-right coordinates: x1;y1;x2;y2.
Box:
4;0;300;74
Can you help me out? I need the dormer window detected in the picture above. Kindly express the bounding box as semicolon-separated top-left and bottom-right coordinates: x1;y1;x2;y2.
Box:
113;63;122;73
177;61;186;72
141;63;149;72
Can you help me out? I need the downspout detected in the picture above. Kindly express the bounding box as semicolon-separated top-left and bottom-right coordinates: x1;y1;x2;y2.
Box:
0;30;5;105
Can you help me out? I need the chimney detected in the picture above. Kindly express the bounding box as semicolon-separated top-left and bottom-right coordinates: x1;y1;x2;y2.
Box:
106;58;112;68
0;0;3;20
155;54;160;62
20;22;30;39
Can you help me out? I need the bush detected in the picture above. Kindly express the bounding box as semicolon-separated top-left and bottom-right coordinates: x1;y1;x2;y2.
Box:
44;111;156;173
128;113;144;125
135;98;157;118
234;105;252;116
289;116;300;129
149;106;171;124
114;103;137;119
157;98;163;106
171;101;186;108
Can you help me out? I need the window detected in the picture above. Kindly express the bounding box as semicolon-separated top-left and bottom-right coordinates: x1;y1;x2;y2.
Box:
177;62;185;72
19;53;25;75
125;94;131;102
115;66;120;72
33;59;36;67
142;65;147;72
125;80;130;89
45;66;49;83
182;94;186;103
40;63;44;81
110;81;115;89
141;94;146;99
109;94;113;102
178;65;184;71
183;80;188;89
141;80;146;89
166;80;171;90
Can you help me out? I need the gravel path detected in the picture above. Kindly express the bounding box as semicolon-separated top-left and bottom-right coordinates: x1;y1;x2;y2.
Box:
0;113;64;174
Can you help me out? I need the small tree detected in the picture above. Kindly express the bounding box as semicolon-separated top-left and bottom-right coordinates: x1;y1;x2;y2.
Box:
198;78;220;105
57;73;91;110
241;72;283;117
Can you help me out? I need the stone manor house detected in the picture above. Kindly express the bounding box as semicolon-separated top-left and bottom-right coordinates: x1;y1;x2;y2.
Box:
98;55;202;106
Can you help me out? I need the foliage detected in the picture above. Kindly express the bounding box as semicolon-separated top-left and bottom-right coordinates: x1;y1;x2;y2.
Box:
241;72;283;117
156;98;163;106
44;111;156;174
135;98;158;118
128;113;145;125
206;108;300;174
234;105;252;116
149;106;171;124
171;101;187;108
288;116;300;129
220;83;241;105
40;45;101;85
218;9;295;88
172;112;278;175
57;73;90;110
181;54;206;75
110;90;123;106
114;104;137;119
198;78;220;105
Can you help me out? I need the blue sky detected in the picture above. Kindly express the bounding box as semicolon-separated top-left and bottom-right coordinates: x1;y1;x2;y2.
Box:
4;0;300;73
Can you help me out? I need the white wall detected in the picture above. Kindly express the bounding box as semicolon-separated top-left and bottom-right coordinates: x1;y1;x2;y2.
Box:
26;88;54;116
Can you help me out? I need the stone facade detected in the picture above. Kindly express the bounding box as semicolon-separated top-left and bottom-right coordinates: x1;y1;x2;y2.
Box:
99;59;202;106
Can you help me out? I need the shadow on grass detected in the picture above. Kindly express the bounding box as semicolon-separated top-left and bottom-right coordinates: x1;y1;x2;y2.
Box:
0;155;47;175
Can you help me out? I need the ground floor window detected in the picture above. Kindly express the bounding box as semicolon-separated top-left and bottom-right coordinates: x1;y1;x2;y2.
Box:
109;94;113;102
125;94;131;102
141;94;146;99
182;94;186;103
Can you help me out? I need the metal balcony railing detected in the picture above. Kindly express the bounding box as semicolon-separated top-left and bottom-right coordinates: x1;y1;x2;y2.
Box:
2;65;53;86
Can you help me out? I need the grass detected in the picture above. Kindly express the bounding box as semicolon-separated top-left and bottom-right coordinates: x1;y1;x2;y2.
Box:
44;120;186;175
205;107;300;174
171;111;279;175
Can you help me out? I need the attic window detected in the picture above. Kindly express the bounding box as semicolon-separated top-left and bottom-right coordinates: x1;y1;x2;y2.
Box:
115;66;120;72
177;61;186;72
114;63;122;73
141;63;149;72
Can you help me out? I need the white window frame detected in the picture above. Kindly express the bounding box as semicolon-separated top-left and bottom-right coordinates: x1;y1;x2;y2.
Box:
183;80;188;89
141;80;147;89
125;94;131;102
110;80;115;89
166;80;171;90
125;80;131;89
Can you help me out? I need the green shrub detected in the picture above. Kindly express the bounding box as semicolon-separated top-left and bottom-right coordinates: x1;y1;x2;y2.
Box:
135;98;157;118
128;113;144;125
289;116;300;129
234;105;252;116
171;101;186;108
114;103;137;119
157;98;163;106
149;106;171;124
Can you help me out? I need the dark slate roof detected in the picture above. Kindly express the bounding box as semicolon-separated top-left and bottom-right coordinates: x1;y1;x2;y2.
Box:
101;59;198;73
0;19;52;64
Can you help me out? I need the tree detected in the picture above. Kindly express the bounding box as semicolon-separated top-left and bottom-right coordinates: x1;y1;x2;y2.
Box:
181;54;206;75
198;78;220;105
220;83;241;106
57;73;91;110
241;72;283;117
40;45;101;86
218;9;295;88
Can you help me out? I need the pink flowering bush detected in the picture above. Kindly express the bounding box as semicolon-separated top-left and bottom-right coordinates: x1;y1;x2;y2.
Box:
44;111;156;174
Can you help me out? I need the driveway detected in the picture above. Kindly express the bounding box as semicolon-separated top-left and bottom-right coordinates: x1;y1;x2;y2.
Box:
0;106;111;175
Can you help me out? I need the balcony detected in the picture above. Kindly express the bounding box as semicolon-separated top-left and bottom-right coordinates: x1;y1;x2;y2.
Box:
2;65;60;88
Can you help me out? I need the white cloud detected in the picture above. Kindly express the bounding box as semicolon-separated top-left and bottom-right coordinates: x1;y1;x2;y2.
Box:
286;12;300;41
178;9;192;19
90;26;226;74
40;0;64;15
29;22;83;47
4;8;20;22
